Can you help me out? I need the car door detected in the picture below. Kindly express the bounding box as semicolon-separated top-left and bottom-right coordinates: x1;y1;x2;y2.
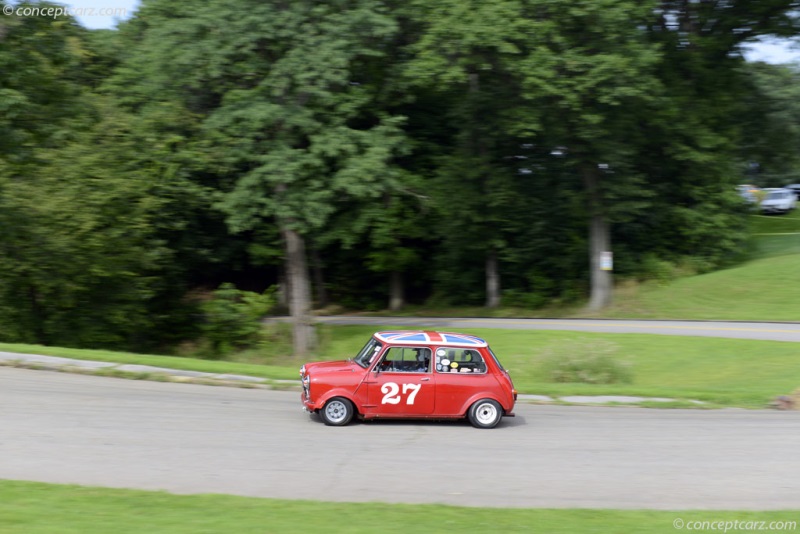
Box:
433;347;497;415
364;346;435;416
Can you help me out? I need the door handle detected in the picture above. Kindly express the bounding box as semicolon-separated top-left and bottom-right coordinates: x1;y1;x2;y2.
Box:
420;377;430;381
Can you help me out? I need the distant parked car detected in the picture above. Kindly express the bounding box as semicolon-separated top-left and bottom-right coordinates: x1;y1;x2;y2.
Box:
736;184;760;204
761;188;797;214
783;184;800;200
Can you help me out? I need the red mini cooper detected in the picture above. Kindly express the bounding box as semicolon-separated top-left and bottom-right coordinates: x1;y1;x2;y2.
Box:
300;331;517;428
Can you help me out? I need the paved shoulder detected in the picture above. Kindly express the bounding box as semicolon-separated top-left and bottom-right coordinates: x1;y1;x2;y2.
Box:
3;367;799;510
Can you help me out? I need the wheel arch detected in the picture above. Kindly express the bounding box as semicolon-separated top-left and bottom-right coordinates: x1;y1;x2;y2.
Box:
316;389;362;416
459;393;508;417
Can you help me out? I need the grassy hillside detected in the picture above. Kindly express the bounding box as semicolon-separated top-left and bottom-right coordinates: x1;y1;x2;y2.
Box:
593;211;800;321
599;253;800;321
749;211;800;258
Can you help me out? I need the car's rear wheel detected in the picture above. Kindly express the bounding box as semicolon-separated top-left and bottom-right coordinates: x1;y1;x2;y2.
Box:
320;397;354;426
467;399;502;429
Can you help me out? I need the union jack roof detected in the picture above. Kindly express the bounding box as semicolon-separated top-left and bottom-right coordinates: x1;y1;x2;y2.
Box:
374;331;488;347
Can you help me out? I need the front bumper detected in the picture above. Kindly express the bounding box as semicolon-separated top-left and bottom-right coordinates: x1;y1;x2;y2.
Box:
762;206;788;213
301;390;319;413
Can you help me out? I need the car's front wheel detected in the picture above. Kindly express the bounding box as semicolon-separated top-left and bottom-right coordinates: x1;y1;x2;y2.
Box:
467;399;503;429
320;397;355;426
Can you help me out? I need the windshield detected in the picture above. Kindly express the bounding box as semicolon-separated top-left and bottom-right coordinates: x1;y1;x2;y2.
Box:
354;338;383;368
766;191;788;200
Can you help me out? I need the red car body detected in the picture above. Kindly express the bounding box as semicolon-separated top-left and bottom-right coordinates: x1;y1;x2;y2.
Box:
300;331;517;428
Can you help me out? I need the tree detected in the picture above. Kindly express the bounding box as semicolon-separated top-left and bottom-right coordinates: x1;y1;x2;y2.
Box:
0;5;224;348
210;1;407;355
514;0;662;310
0;97;198;348
738;63;800;186
631;0;800;270
403;0;536;308
324;169;429;311
109;0;408;355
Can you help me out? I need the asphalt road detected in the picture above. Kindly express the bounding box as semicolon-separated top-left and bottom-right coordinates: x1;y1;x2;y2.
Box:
314;316;800;342
3;367;799;510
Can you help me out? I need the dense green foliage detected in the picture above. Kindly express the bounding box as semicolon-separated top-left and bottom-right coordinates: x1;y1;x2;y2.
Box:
199;283;275;357
1;1;800;352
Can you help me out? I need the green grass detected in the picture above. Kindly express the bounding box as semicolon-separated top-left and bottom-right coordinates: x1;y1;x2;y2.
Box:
3;325;798;407
0;342;300;381
751;233;800;258
333;326;798;406
516;333;798;406
463;328;799;407
1;480;797;534
598;253;800;321
750;209;800;235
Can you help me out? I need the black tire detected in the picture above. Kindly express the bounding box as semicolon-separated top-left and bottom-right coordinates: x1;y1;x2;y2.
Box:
320;397;354;426
467;399;503;429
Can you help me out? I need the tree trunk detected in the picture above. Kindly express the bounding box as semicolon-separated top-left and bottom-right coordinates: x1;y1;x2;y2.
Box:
276;266;288;311
469;71;502;310
389;271;404;311
309;245;328;309
282;226;316;357
485;249;501;308
26;279;49;345
583;166;613;311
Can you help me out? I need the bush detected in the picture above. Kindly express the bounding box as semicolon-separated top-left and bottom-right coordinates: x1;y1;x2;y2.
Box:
200;283;276;358
638;254;680;285
502;289;547;309
537;339;633;384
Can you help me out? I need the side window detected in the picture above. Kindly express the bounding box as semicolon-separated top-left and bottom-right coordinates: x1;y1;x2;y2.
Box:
378;347;431;373
435;348;487;374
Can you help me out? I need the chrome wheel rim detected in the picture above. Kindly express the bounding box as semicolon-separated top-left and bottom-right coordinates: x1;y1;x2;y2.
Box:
475;402;499;425
325;400;349;424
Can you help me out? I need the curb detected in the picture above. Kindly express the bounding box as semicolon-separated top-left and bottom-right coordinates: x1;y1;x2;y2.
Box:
0;351;301;391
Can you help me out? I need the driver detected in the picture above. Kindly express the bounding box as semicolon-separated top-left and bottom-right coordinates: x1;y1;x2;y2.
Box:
414;348;431;372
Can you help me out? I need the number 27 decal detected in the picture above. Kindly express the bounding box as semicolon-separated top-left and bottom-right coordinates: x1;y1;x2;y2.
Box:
381;382;422;405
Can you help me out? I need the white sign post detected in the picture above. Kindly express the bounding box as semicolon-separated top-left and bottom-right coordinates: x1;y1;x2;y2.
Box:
600;251;613;271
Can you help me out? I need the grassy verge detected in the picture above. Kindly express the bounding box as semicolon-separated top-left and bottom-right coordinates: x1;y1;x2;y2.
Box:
0;342;300;381
308;325;800;407
1;480;798;534
3;325;798;407
750;210;800;239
